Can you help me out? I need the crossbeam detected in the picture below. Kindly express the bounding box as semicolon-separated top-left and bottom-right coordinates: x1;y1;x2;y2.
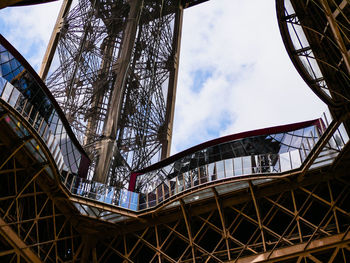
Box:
0;216;41;263
234;231;350;263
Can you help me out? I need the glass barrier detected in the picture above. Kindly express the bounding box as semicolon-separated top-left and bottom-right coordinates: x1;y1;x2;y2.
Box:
0;41;89;177
60;120;347;212
0;105;54;178
62;173;139;211
4;76;344;212
135;122;323;195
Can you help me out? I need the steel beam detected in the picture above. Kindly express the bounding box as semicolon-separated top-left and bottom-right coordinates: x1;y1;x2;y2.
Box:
39;0;72;81
319;0;350;76
234;231;350;263
0;217;41;263
94;0;143;183
161;1;184;159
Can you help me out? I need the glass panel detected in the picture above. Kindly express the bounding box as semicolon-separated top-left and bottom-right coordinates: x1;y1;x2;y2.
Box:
280;152;291;172
192;169;199;186
170;178;176;196
224;159;233;178
242;156;252;175
148;190;156;208
199;165;208;184
2;82;13;102
157;185;163;203
129;192;139;211
216;160;225;179
281;133;293;148
290;150;301;169
118;190;130;209
208;162;216;181
234;157;242;176
184;171;191;189
8;87;20;106
163;182;170;199
0;77;7;95
252;156;259;173
177;174;184;193
259;155;271;173
139;194;147;210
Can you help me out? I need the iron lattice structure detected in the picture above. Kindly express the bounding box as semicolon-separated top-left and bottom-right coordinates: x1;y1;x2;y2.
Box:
0;0;349;262
0;104;349;262
41;0;186;185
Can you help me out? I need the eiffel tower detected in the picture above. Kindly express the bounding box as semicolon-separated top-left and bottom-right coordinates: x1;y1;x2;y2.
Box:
0;0;349;262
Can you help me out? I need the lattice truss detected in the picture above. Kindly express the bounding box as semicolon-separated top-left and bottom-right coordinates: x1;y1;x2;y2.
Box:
92;172;350;262
0;112;83;262
45;0;180;185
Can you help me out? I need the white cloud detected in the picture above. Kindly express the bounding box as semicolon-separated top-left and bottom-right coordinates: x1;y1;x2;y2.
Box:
172;0;327;154
0;1;61;70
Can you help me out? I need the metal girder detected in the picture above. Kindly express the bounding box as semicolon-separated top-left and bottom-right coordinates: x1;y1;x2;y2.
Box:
276;0;350;115
180;199;196;262
0;217;41;263
319;0;350;76
39;0;73;81
248;182;267;252
86;163;350;262
42;0;188;187
0;119;85;262
161;1;184;159
212;188;232;260
234;231;350;263
94;0;144;183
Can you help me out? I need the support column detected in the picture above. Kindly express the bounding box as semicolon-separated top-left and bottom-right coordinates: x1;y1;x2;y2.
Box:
94;0;143;183
0;217;41;263
161;1;184;159
180;200;196;262
319;0;350;76
80;235;97;263
39;0;72;81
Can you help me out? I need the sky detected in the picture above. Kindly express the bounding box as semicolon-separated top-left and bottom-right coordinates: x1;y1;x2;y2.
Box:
0;0;328;155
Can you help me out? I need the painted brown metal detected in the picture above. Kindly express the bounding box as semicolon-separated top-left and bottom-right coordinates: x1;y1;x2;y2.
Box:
276;0;350;116
0;105;349;261
39;0;72;81
42;0;189;186
161;2;184;160
1;0;350;262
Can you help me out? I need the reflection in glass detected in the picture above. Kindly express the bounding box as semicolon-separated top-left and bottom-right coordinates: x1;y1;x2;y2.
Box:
0;39;89;178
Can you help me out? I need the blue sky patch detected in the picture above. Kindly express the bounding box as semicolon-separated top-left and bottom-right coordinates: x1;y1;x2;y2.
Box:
190;68;213;93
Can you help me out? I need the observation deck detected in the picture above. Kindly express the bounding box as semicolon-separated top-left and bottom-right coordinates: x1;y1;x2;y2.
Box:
1;32;347;215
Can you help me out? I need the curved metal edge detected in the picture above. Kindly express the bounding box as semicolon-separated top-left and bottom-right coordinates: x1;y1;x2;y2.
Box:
135;118;322;175
0;34;91;166
0;98;64;190
275;0;340;110
64;116;347;219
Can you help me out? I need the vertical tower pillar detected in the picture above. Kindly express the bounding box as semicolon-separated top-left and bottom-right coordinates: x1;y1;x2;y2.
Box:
94;0;143;183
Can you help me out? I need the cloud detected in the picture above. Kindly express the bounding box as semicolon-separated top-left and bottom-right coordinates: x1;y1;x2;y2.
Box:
171;0;327;154
0;1;61;70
